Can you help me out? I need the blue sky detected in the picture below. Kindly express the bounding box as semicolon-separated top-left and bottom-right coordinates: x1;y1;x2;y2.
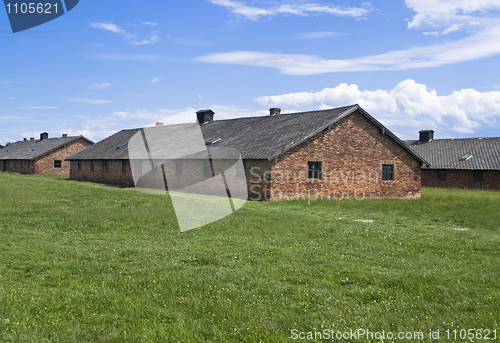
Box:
2;0;500;145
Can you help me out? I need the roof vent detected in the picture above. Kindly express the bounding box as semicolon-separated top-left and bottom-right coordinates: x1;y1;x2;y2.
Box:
196;109;214;125
40;132;49;140
62;134;68;138
270;108;281;115
24;138;27;141
419;130;434;143
30;138;34;141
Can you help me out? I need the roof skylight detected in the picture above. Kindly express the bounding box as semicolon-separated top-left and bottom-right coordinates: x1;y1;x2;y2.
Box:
6;148;13;152
32;146;40;151
460;154;473;161
117;143;128;149
206;136;222;145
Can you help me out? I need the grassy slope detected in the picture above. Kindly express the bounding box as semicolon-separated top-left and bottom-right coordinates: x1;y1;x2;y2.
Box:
0;172;499;342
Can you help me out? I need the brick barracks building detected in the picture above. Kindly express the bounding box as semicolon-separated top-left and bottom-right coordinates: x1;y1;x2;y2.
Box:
0;133;93;175
67;105;427;200
406;131;500;191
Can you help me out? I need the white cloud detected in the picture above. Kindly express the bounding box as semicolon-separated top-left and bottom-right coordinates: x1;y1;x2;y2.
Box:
197;23;500;75
151;77;162;83
405;0;500;29
93;53;160;62
208;0;372;20
255;79;500;138
442;23;464;34
90;83;112;89
143;22;158;26
294;31;344;39
2;80;13;85
67;97;114;104
90;22;159;45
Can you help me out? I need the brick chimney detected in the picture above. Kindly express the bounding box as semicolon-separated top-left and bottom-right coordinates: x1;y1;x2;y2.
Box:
419;130;434;143
30;138;34;141
156;122;164;127
196;109;214;125
62;134;68;138
24;138;27;141
270;108;281;115
40;132;49;140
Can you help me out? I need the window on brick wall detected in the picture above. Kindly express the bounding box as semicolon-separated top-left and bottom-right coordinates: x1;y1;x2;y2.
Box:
307;161;322;180
203;160;213;177
437;169;446;181
175;160;182;175
14;161;17;171
382;164;394;181
473;170;483;182
27;161;30;169
105;160;110;172
3;160;6;172
20;161;23;168
78;161;81;171
54;160;62;169
91;161;95;171
122;160;127;173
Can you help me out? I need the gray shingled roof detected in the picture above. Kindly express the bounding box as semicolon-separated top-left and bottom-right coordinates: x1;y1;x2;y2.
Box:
68;105;425;163
0;136;93;161
406;137;500;170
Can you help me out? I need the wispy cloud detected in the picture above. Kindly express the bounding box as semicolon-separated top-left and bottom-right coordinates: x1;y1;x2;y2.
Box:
208;0;373;20
197;22;500;75
90;83;112;89
90;22;159;45
143;22;158;26
93;53;160;62
256;79;500;138
294;31;344;39
67;97;114;104
150;77;162;83
2;80;13;85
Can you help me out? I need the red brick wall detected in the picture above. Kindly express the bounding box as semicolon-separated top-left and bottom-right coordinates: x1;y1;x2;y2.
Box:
422;169;500;190
70;160;135;186
269;111;422;200
34;139;93;175
2;160;35;174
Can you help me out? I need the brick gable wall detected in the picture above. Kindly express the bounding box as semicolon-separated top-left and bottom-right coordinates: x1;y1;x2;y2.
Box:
268;111;421;200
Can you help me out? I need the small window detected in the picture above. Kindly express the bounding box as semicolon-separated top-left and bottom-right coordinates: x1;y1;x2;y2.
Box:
20;161;23;168
91;161;95;171
175;160;182;176
473;170;483;182
203;160;213;177
437;169;446;181
27;161;30;169
382;164;394;181
122;160;127;173
78;160;82;171
54;160;62;169
307;161;322;180
105;160;110;172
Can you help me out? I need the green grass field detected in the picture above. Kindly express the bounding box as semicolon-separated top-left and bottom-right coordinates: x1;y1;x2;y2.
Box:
0;172;499;342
